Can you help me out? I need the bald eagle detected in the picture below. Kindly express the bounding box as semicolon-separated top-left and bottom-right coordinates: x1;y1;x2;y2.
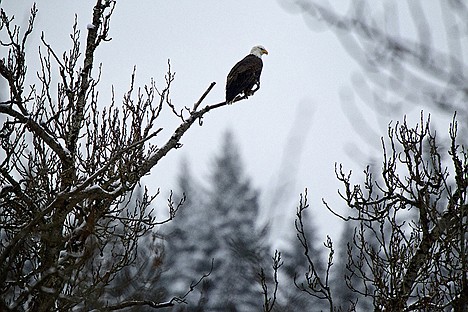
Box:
226;45;268;104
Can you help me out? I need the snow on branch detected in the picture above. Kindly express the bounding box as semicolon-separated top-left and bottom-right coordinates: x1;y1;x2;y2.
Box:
0;0;256;310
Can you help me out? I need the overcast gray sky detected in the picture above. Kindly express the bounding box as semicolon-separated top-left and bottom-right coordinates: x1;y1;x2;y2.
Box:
2;1;447;247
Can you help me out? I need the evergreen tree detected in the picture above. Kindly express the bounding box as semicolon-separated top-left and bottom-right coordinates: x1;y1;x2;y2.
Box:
161;159;211;310
206;131;269;311
162;132;270;311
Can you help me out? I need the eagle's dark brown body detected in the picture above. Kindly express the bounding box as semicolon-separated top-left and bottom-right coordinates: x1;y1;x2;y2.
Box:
225;54;263;103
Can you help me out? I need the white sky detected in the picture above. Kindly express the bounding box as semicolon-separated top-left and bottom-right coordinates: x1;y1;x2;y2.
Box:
2;1;450;248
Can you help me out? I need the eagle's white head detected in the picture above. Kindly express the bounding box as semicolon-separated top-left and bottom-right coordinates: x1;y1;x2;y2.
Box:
250;45;269;58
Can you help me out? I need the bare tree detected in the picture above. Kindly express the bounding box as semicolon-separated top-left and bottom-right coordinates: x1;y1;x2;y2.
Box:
300;113;466;311
273;3;468;310
0;1;245;310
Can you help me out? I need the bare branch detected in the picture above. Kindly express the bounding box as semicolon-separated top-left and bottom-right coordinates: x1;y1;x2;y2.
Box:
259;250;282;312
294;189;335;311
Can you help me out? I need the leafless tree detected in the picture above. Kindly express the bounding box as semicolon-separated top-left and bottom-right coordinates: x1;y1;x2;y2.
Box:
0;1;242;310
293;114;467;311
326;114;468;311
274;2;468;310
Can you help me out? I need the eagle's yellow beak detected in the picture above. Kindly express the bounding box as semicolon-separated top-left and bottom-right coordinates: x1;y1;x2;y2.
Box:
263;49;269;55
